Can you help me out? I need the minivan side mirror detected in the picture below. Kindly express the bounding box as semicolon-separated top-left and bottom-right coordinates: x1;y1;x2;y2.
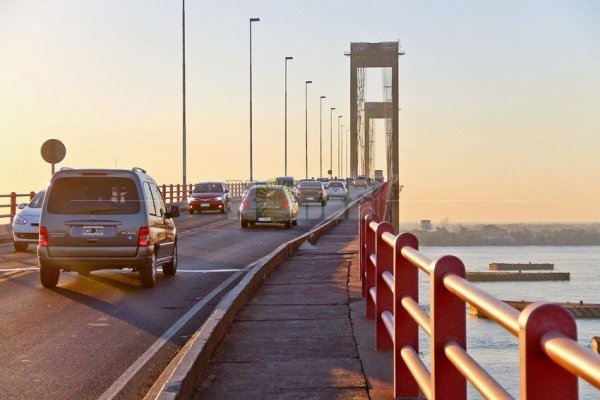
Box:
17;203;27;209
224;189;229;193
165;205;180;219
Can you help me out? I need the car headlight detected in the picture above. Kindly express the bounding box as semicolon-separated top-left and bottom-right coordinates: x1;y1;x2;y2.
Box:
215;197;223;201
13;215;28;225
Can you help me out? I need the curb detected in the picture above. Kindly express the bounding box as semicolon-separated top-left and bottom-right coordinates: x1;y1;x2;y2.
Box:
145;191;373;400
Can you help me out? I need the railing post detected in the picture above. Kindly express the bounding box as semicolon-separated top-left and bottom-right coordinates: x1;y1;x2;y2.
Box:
177;184;181;203
359;206;374;297
393;232;420;398
430;255;466;400
365;220;378;319
169;184;174;204
376;222;395;350
10;192;16;224
518;302;578;399
29;191;35;200
161;184;166;200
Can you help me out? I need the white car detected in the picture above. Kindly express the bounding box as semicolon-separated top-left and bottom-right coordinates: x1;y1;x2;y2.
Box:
12;190;45;251
327;181;348;200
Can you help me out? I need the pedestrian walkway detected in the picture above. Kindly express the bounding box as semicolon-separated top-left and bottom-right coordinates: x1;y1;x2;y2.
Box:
193;218;394;399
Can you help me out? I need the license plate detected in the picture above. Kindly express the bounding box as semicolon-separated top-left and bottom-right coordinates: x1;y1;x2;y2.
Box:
201;203;210;207
307;197;314;200
82;226;104;236
258;217;271;222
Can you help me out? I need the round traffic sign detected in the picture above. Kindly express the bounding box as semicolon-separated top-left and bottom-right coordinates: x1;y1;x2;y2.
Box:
41;139;66;164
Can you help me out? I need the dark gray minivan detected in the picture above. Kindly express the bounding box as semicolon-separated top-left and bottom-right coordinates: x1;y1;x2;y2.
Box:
38;167;179;288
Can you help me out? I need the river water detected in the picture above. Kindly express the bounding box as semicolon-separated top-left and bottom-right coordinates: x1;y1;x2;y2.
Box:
415;246;600;399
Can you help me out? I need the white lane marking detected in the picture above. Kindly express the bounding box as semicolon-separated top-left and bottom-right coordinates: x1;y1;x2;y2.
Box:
97;262;254;400
0;270;31;283
179;217;238;237
178;269;244;273
0;242;14;247
0;266;39;272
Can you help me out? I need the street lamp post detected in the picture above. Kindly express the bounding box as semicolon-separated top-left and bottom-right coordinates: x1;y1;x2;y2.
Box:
340;124;345;178
319;96;326;178
346;128;349;178
284;56;293;175
337;115;343;178
182;0;187;192
305;80;312;179
249;17;260;182
329;107;335;176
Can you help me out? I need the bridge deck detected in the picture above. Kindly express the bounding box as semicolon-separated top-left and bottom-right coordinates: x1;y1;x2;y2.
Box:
193;218;395;399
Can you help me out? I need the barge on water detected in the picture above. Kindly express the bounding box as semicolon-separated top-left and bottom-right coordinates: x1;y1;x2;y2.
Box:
469;300;600;319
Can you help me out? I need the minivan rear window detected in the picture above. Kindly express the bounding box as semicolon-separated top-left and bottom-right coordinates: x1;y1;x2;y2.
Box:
47;177;140;214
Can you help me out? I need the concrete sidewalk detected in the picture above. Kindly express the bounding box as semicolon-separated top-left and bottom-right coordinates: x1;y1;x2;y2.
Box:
192;218;394;399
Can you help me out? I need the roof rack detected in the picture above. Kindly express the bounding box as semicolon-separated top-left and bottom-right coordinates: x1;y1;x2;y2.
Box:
132;167;146;173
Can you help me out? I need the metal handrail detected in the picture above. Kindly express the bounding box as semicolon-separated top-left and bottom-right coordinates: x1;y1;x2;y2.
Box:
401;346;432;399
358;203;600;399
443;273;520;335
541;331;600;388
444;340;513;400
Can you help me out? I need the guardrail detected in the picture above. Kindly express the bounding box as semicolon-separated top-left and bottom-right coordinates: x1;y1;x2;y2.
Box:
0;182;249;224
0;192;36;223
359;206;600;399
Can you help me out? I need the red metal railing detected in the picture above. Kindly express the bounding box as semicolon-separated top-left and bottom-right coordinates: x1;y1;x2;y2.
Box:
360;206;600;399
0;192;36;223
1;182;249;223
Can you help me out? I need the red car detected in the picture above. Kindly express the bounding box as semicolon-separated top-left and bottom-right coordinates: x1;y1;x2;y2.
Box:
188;182;231;214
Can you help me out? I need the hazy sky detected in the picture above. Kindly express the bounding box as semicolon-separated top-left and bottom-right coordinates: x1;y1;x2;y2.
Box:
1;1;599;223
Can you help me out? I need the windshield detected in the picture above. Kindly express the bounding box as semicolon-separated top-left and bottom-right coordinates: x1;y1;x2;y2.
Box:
247;187;288;201
47;177;140;214
194;183;224;193
245;181;266;190
275;177;293;187
299;181;322;188
28;190;46;208
328;182;344;188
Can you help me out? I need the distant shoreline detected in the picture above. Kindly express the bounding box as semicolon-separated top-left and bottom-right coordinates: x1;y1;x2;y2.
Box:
410;224;600;246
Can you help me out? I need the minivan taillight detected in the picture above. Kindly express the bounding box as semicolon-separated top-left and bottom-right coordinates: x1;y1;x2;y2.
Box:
242;200;249;208
138;227;150;246
39;226;48;247
280;200;289;208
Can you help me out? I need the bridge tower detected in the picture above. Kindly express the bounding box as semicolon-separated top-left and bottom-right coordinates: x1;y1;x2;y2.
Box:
346;41;404;227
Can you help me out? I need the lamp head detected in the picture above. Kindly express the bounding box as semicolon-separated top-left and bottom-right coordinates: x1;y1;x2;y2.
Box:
285;56;293;60
250;17;260;22
320;96;326;99
306;80;312;84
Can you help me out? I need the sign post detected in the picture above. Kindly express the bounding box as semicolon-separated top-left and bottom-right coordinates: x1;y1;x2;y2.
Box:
41;139;66;175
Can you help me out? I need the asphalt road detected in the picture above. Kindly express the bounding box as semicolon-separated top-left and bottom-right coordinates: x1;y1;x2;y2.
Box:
0;188;369;399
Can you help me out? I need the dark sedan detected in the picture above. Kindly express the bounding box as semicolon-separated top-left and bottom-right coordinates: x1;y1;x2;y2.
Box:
296;180;328;206
188;182;231;214
240;185;298;229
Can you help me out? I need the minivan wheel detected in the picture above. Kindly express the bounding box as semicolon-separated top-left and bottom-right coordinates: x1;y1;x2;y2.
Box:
241;220;248;229
140;254;158;288
40;263;60;288
13;241;28;252
284;220;292;229
162;243;177;276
